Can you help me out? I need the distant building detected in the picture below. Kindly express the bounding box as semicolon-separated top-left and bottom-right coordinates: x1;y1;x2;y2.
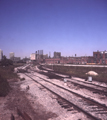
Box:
22;57;30;63
87;56;94;64
38;50;43;55
35;50;44;60
30;53;36;60
10;52;14;60
54;52;61;58
45;58;60;64
0;49;3;61
38;50;43;59
44;50;107;65
43;54;48;59
9;52;20;62
93;50;107;64
13;57;21;62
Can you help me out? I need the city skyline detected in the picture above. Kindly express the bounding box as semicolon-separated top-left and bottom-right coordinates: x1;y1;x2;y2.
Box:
0;0;107;58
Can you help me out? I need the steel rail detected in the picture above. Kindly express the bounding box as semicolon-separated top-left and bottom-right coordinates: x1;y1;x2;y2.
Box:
40;65;107;90
29;72;107;110
24;73;103;120
36;69;107;95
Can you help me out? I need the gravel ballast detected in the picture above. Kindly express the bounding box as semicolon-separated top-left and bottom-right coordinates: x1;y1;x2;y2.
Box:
19;73;89;120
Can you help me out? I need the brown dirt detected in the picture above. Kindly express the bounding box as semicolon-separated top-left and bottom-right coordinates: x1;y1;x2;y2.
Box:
0;80;57;120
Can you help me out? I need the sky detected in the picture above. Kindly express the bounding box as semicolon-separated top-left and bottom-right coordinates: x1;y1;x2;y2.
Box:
0;0;107;58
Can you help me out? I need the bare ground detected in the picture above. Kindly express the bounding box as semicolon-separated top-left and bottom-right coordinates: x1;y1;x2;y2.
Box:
0;79;57;120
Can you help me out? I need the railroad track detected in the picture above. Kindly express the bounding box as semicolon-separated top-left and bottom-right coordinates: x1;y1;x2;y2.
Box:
40;65;107;88
70;77;107;89
22;70;107;120
67;79;107;96
36;66;107;96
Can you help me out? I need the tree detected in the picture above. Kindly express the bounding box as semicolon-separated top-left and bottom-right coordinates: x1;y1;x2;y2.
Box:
1;55;13;66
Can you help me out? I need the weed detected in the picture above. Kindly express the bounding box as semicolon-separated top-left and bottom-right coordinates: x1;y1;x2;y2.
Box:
0;75;10;96
0;63;23;97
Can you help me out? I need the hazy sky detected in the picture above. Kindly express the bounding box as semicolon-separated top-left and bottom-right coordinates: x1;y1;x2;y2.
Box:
0;0;107;58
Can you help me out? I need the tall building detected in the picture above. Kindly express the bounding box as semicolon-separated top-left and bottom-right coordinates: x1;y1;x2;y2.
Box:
10;52;14;60
54;52;61;58
39;50;43;55
35;50;44;59
0;49;3;61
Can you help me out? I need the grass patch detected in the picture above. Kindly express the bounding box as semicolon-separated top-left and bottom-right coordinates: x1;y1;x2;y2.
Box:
0;66;18;79
0;75;10;96
0;63;24;97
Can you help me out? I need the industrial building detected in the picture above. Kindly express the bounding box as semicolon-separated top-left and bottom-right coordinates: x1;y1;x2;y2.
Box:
45;50;107;65
45;56;88;64
93;50;107;64
30;50;107;65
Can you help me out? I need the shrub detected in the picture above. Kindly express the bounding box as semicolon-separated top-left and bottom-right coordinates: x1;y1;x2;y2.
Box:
0;75;10;97
1;55;13;66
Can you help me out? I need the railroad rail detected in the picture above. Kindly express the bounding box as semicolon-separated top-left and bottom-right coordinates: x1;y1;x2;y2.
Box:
29;72;107;108
17;65;107;119
23;71;107;120
36;66;107;96
70;77;107;89
39;65;107;88
67;79;107;95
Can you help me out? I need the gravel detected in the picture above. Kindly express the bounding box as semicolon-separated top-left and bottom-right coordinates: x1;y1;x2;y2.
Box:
15;65;107;120
19;73;89;120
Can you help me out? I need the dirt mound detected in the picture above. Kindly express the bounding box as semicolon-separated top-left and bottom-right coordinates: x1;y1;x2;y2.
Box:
86;71;98;76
